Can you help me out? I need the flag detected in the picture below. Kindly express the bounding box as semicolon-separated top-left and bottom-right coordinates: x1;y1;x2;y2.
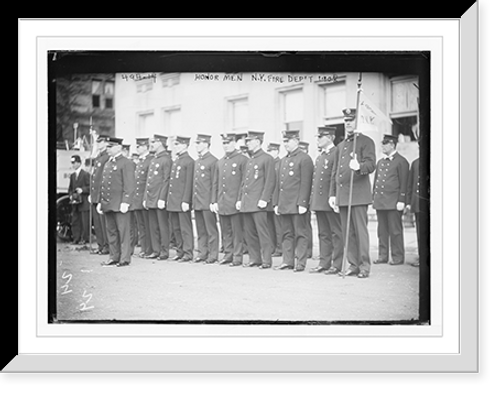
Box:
357;91;392;132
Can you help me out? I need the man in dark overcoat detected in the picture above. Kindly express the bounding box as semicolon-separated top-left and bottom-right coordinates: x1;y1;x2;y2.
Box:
68;154;91;244
372;134;410;266
236;130;276;269
166;136;195;262
266;142;283;257
193;134;220;264
309;126;344;275
273;130;314;272
143;134;172;260
406;155;421;267
97;137;135;267
329;108;376;278
213;133;248;266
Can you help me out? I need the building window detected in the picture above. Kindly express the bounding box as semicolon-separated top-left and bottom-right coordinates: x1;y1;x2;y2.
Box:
226;95;249;133
390;76;419;141
138;112;155;137
161;73;181;88
91;78;114;109
163;106;182;136
319;80;346;124
92;94;100;108
280;88;304;133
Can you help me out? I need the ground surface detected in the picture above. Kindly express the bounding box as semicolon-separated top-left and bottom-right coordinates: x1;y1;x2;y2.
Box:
54;221;420;323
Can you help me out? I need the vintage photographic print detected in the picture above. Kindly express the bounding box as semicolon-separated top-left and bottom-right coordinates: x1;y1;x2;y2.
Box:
49;50;430;325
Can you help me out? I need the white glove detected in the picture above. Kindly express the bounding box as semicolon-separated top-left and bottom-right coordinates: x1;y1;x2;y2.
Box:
328;196;339;213
181;202;190;212
257;200;268;209
76;188;83;194
274;206;279;215
235;201;242;211
143;201;147;209
211;203;219;213
298;205;307;215
349;158;360;171
120;203;129;213
397;202;405;211
88;196;91;203
96;203;103;214
158;200;165;209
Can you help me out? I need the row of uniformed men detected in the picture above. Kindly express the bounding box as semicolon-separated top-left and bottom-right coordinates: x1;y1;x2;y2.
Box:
87;107;420;276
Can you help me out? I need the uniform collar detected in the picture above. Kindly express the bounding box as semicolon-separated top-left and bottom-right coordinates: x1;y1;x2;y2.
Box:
224;150;239;159
286;147;300;158
249;147;263;157
322;143;335;154
384;150;397;160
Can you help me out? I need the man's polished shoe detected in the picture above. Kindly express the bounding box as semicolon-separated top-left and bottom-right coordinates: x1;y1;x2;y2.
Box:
219;259;233;265
204;259;217;265
274;264;294;270
145;253;159;259
229;262;242;267
171;255;183;261
179;256;192;263
324;267;340;275
194;257;206;263
99;248;109;255
389;261;404;266
373;259;388;264
259;264;272;269
117;261;130;267
357;271;369;278
244;261;261;268
293;267;305;272
101;260;118;267
341;268;360;277
157;255;169;261
309;266;327;273
271;252;282;257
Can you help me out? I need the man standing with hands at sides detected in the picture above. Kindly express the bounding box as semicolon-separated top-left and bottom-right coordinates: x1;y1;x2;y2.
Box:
68;155;91;245
266;142;283;258
372;134;410;266
131;137;154;258
89;135;110;255
192;134;219;264
213;133;248;267
329;108;376;278
273;130;314;272
97;137;135;267
167;136;195;263
143;135;172;261
236;130;276;269
309;126;344;275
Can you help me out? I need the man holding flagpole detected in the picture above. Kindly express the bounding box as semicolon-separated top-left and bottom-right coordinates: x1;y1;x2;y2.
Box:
329;107;376;278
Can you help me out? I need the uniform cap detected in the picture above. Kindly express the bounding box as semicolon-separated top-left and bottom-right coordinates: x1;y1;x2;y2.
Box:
106;137;123;146
281;130;300;141
70;155;81;163
195;134;212;144
381;134;398;145
266;142;280;151
235;132;248;141
173;135;191;145
96;135;110;143
136;137;150;146
221;133;237;143
316;126;337;137
245;130;265;141
151;134;168;145
342;107;357;120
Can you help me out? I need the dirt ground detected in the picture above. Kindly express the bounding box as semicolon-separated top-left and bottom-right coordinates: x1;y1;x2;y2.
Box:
54;221;420;323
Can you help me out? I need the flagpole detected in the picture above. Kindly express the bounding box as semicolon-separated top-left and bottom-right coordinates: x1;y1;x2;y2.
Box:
340;72;363;278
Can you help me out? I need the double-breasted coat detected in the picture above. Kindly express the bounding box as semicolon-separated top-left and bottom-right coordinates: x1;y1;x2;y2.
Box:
166;151;195;212
90;150;110;204
238;148;276;213
372;152;410;210
406;157;420;214
143;150;172;209
130;153;153;211
310;145;338;212
193;151;218;211
98;153;135;212
215;150;248;215
330;133;376;206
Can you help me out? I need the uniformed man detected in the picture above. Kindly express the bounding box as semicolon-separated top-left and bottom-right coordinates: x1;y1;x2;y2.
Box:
142;134;172;261
166;136;195;263
372;134;410;266
130;137;154;258
68;155;91;245
329;108;376;278
236;130;276;269
192;134;220;264
97;137;135;267
266;142;283;257
309;126;344;275
406;155;421;267
89;135;110;255
298;140;314;259
213;133;248;266
273;130;314;272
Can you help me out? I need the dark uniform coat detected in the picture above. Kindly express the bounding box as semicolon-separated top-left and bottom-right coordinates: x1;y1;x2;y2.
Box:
331;133;376;206
90;150;110;204
130;152;153;211
310;144;338;212
98;153;135;212
406;157;420;214
167;151;195;212
238;148;276;213
274;147;313;214
373;152;410;210
193;151;218;211
215;150;248;215
143;150;172;209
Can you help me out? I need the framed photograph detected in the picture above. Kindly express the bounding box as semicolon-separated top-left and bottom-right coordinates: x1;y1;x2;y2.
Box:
14;12;476;369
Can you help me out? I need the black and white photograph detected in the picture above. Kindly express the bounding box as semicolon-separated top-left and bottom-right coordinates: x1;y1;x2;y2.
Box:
49;50;430;324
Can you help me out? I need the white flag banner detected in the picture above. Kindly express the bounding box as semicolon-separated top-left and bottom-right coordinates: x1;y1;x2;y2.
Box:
357;91;393;132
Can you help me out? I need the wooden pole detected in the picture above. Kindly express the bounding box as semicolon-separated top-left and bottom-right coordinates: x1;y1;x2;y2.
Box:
340;72;363;278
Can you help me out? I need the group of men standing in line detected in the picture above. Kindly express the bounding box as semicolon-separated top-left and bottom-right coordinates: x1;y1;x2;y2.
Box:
67;107;421;277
